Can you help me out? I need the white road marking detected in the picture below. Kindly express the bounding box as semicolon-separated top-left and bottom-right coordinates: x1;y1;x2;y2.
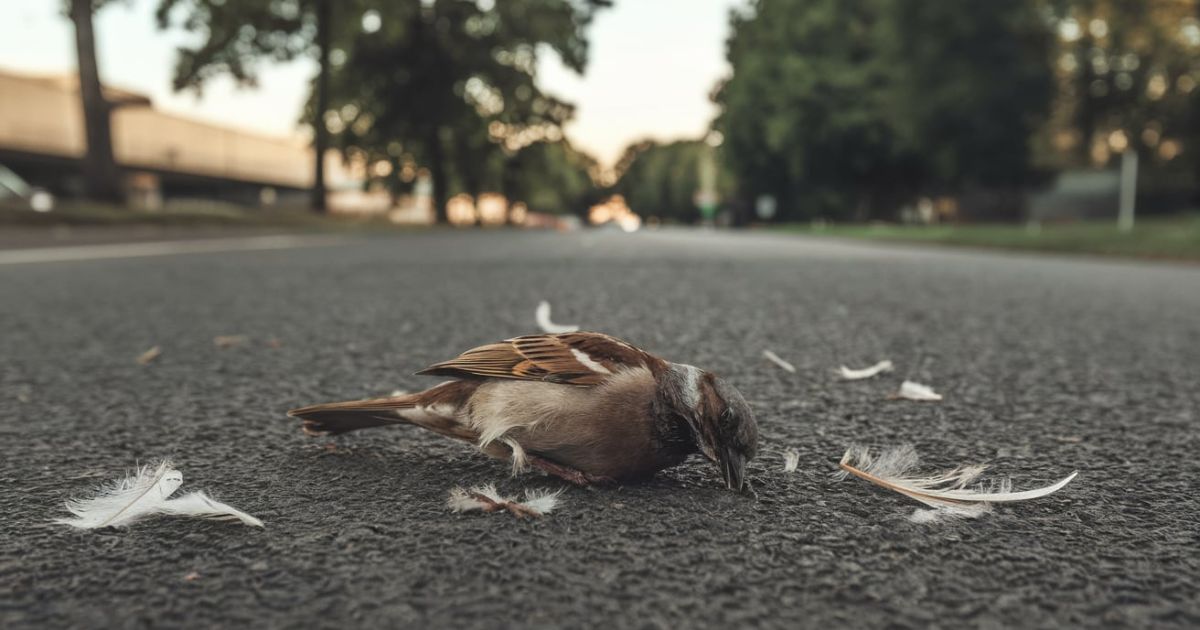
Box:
0;235;343;265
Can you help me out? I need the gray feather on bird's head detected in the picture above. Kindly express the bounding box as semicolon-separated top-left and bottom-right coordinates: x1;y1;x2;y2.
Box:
666;363;758;491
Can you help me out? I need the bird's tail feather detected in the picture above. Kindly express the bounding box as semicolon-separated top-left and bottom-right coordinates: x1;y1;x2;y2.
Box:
288;382;479;439
288;395;419;436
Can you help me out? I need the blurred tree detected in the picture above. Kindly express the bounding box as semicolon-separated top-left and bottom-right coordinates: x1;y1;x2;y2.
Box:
879;0;1054;193
326;0;608;223
613;139;727;223
503;140;600;220
67;0;124;204
156;0;340;212
714;0;898;221
715;0;1057;221
1041;0;1200;169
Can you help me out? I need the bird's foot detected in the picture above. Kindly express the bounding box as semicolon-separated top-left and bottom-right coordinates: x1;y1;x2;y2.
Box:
526;454;614;487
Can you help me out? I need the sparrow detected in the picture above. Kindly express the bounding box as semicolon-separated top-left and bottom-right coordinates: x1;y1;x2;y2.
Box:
288;332;758;490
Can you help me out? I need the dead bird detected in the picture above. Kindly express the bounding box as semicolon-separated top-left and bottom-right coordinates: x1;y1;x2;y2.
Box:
289;332;758;489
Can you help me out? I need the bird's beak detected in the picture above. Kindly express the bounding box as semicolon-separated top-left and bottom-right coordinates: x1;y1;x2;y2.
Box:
720;448;746;491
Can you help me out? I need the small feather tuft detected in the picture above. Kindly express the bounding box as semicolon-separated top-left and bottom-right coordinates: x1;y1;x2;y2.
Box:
502;438;530;475
448;486;496;513
782;449;800;473
446;484;564;518
520;488;564;515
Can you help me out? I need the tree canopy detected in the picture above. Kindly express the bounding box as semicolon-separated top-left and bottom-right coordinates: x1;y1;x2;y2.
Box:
322;1;608;221
157;0;609;220
711;0;1055;221
614;140;728;224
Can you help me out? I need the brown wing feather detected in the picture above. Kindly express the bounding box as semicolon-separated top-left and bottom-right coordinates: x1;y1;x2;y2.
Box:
416;332;662;386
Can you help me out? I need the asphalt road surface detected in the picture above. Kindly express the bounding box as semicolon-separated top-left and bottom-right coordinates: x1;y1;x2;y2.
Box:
2;229;1198;628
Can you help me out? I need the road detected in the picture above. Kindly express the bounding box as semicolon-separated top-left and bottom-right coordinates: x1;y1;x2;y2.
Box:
2;228;1198;628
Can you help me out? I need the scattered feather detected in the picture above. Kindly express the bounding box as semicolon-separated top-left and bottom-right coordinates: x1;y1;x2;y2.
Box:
909;505;989;523
266;337;283;349
837;359;894;380
56;461;182;529
535;301;579;334
136;346;161;365
156;491;264;527
762;350;796;373
214;335;248;348
835;444;1077;522
447;484;563;519
56;461;263;529
782;449;800;473
518;489;564;515
447;485;493;513
893;380;942;401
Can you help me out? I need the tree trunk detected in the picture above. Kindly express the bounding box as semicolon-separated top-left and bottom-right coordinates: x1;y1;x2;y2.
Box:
70;0;122;204
428;128;449;224
310;0;331;213
1075;36;1097;166
501;156;520;225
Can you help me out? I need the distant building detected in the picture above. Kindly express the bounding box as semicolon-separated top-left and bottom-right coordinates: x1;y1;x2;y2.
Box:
0;67;355;208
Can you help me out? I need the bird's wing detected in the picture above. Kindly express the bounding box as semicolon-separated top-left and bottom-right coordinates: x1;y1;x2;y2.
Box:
417;332;661;386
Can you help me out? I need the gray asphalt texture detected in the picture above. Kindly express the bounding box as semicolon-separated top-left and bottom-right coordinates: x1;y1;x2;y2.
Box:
2;229;1198;629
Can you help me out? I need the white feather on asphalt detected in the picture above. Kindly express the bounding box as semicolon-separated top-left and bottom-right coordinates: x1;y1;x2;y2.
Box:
762;350;796;373
837;359;894;380
783;449;800;473
835;444;1077;522
518;489;564;515
535;301;579;334
56;461;263;529
894;380;943;401
156;491;264;527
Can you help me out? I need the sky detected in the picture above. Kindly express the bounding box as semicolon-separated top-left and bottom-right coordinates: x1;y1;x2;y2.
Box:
0;0;745;168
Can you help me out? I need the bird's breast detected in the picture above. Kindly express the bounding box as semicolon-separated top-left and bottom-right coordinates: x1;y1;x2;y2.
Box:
466;367;686;480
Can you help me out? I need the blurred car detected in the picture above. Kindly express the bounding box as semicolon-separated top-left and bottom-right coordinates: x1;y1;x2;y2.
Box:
0;164;54;212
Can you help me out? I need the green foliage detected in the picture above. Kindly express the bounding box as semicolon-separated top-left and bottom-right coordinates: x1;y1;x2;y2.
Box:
157;0;608;221
714;0;899;221
614;140;717;223
155;0;316;91
713;0;1056;221
325;1;607;219
504;140;600;216
879;0;1054;190
1040;0;1200;169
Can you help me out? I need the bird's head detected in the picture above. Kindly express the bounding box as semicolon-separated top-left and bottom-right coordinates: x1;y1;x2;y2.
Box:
668;364;759;491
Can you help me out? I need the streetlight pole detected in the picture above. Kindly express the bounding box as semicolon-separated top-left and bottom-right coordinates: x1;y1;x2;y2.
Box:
1118;148;1138;233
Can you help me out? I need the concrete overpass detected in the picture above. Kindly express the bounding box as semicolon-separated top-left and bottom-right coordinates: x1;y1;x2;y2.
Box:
0;67;357;208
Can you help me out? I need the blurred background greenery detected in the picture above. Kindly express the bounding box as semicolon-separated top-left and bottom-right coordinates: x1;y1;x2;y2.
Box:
2;0;1199;252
